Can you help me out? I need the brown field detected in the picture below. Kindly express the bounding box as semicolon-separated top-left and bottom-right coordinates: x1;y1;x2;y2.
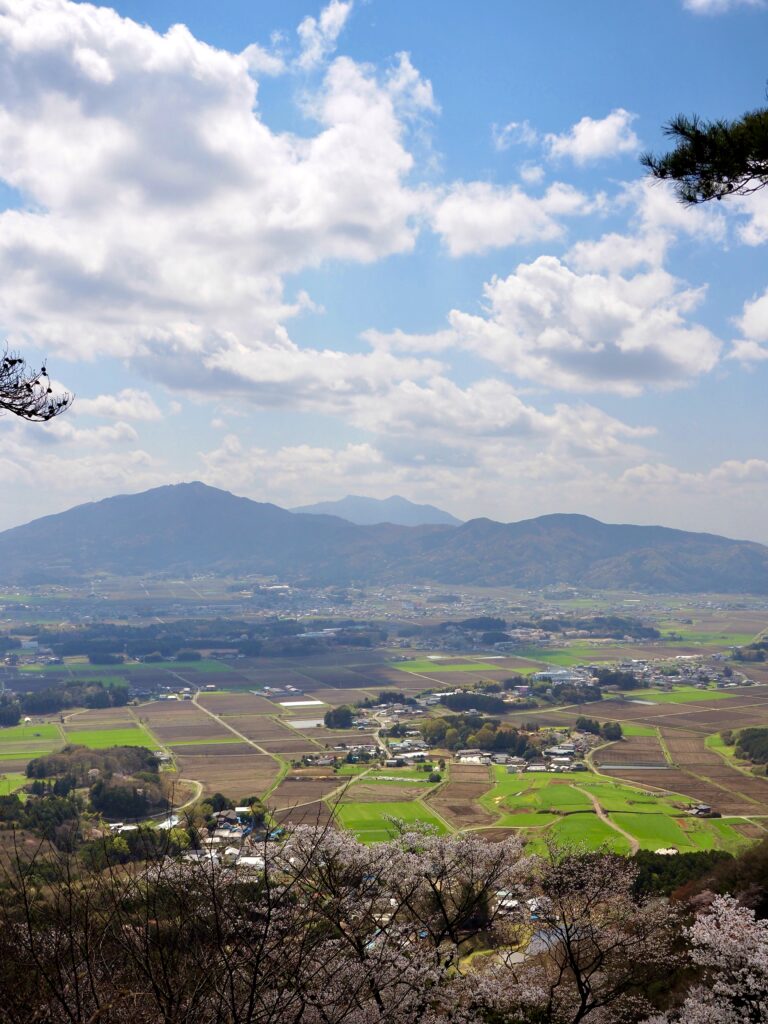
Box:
289;765;338;779
732;822;767;838
194;672;251;687
663;709;768;731
0;757;31;770
64;708;137;727
259;738;325;754
269;776;341;808
138;701;208;721
356;665;431;688
597;766;733;805
273;801;335;827
427;763;496;828
283;726;379;747
226;716;306;741
293;667;372;688
661;731;723;765
144;720;231;743
239;668;322;688
197;693;277;714
169;742;254;757
593;735;668;767
599;755;768;815
136;701;232;743
471;827;520;843
171;750;279;797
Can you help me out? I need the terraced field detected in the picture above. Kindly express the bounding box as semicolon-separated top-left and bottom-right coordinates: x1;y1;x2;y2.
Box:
427;763;496;827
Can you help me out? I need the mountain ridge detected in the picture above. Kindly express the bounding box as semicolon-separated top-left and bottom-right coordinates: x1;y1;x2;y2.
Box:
291;493;462;527
1;482;766;593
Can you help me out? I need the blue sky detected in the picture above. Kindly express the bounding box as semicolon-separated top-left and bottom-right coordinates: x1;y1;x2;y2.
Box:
2;0;768;542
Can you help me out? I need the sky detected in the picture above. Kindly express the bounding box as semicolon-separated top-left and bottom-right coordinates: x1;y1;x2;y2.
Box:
2;0;768;541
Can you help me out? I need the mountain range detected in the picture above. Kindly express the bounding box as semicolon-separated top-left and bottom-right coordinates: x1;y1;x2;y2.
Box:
1;481;767;593
291;494;462;526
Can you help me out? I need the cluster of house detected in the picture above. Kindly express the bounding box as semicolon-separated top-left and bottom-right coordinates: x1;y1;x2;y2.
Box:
454;738;591;774
179;808;276;870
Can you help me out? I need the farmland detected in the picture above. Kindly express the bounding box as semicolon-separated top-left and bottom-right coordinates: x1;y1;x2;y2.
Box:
1;595;768;855
337;801;449;843
63;726;157;749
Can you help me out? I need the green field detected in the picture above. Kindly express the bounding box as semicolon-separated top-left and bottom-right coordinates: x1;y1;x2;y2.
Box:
705;733;737;758
658;624;758;646
617;687;732;704
396;660;506;674
0;773;27;795
545;814;631;854
470;767;743;852
613;812;746;853
509;646;606;667
64;726;157;749
622;724;659;736
0;750;60;762
0;724;61;742
336;801;449;842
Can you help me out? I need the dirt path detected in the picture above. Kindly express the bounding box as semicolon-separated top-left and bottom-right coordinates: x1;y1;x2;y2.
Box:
191;689;274;758
573;785;639;854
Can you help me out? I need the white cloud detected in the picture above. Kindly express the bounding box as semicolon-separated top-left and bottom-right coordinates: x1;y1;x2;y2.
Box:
296;0;352;70
567;178;726;273
545;108;640;164
733;188;768;245
622;458;768;488
371;254;721;394
347;376;653;458
386;52;438;114
431;182;591;256
0;0;434;409
730;287;768;361
683;0;764;13
520;163;545;184
491;120;538;152
241;42;285;77
74;388;163;420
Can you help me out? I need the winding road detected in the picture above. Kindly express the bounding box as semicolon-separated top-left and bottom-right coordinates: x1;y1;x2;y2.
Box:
573;785;639;854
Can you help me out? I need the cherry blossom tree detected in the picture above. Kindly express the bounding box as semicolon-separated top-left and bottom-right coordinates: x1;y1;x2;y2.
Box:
471;844;679;1024
646;894;768;1024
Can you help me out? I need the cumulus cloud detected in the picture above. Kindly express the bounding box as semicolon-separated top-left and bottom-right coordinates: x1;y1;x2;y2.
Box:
431;182;591;256
296;0;352;70
347;376;653;456
545;108;640;164
371;254;721;394
0;0;437;411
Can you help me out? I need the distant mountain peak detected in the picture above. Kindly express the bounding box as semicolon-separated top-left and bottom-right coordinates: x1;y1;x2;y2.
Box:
291;494;462;527
1;484;767;593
